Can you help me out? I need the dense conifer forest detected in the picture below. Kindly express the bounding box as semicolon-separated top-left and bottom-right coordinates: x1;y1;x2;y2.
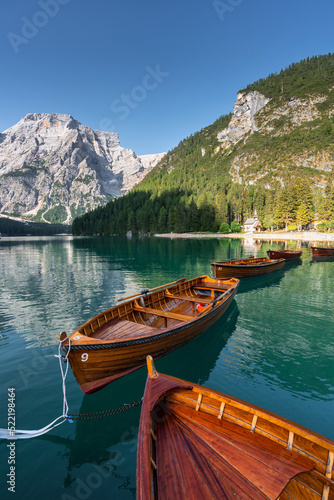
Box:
0;217;71;236
73;54;334;236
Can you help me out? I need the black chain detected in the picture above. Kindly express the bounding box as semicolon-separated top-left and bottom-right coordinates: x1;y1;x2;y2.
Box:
66;398;143;421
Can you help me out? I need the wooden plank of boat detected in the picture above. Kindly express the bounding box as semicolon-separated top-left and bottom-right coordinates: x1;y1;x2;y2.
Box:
267;249;303;261
137;356;334;500
211;256;285;279
311;246;334;257
60;275;239;394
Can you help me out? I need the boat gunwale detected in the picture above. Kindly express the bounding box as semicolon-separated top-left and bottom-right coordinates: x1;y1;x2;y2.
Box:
143;374;334;453
267;250;302;256
268;250;302;253
63;287;238;351
211;258;285;269
169;386;334;452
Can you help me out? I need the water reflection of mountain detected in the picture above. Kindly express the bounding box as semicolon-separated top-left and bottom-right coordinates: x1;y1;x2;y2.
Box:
0;238;141;347
39;301;240;494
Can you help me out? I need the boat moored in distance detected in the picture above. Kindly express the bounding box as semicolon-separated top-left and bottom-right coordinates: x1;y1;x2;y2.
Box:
137;356;334;500
60;275;239;394
311;246;334;257
267;249;303;261
211;256;285;279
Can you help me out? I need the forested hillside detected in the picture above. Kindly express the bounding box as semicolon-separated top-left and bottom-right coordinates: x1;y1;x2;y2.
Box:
73;53;334;236
240;54;334;99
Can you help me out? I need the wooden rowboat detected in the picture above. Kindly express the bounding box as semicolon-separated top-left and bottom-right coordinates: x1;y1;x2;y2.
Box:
311;246;334;257
60;275;239;394
267;249;303;261
137;356;334;500
211;256;285;279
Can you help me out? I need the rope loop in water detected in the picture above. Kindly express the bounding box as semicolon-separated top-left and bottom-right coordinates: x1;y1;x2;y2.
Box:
0;334;142;439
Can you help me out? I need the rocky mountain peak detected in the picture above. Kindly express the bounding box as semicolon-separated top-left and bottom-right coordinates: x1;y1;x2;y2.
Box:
0;113;165;224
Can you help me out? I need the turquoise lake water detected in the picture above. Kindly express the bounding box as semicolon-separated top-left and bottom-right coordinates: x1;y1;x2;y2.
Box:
0;235;333;499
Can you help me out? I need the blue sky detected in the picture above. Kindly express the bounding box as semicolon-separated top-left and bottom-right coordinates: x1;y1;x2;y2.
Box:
1;0;334;155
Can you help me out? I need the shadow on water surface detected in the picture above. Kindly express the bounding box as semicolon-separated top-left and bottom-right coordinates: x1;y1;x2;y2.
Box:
238;259;302;293
237;268;285;294
236;260;301;294
156;300;239;384
311;256;334;263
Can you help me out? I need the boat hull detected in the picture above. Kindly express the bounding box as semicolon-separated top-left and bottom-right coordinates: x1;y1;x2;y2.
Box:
211;258;285;278
62;276;239;393
267;249;302;260
311;246;334;257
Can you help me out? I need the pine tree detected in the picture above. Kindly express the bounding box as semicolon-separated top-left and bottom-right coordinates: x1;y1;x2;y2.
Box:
296;204;309;230
127;209;135;232
290;178;313;224
157;206;167;233
274;187;293;230
322;173;334;219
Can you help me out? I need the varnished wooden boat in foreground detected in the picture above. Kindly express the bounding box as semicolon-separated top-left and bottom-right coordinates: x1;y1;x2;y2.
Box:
211;256;285;279
60;275;239;394
311;246;334;257
267;249;303;261
137;356;334;500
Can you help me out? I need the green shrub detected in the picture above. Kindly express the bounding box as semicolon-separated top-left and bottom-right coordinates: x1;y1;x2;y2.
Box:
230;221;241;232
219;222;231;233
287;224;297;231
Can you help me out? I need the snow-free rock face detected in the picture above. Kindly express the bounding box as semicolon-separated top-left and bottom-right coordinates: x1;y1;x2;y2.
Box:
0;113;165;223
217;91;271;143
215;89;334;189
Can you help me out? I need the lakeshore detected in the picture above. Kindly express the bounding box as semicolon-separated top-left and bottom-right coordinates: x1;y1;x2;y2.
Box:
154;231;334;242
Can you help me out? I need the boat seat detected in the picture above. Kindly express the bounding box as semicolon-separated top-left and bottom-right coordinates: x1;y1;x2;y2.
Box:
194;283;230;291
133;305;192;322
165;293;213;304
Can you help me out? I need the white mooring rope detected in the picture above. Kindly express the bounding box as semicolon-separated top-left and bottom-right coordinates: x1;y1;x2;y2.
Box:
0;335;71;440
